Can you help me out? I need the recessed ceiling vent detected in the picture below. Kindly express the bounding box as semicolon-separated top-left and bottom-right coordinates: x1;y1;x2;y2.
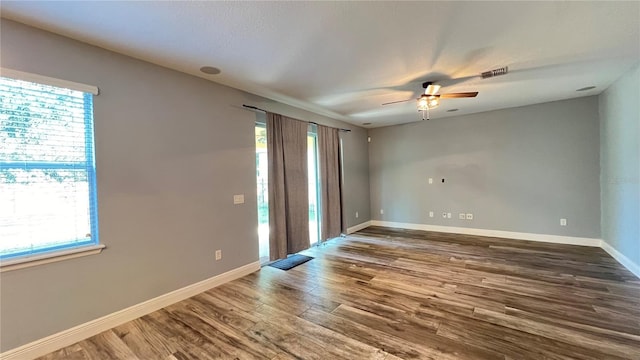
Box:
481;66;508;79
200;66;221;75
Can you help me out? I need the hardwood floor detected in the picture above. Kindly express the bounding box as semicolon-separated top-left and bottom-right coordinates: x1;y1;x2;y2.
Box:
38;226;640;359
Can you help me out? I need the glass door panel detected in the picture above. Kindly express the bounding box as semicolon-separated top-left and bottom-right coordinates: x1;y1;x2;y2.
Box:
308;129;320;246
255;124;269;263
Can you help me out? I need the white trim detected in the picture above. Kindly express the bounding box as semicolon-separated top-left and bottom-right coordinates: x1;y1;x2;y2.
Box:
347;220;372;234
370;220;601;247
0;68;99;95
0;245;106;273
0;261;261;360
600;240;640;279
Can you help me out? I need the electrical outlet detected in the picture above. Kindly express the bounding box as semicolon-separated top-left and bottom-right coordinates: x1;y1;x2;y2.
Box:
428;177;433;184
459;213;465;220
233;194;244;204
429;211;434;218
447;212;452;219
466;213;473;220
355;211;359;219
380;209;384;215
560;218;567;226
215;250;222;260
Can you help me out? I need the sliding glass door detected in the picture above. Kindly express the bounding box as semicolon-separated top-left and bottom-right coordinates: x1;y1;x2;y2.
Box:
308;126;320;246
255;124;269;263
255;123;321;263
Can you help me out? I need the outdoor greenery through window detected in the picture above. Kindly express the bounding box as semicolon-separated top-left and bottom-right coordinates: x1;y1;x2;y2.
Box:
0;75;99;260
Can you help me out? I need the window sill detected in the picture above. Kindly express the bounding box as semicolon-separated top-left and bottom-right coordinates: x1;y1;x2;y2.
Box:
0;244;106;272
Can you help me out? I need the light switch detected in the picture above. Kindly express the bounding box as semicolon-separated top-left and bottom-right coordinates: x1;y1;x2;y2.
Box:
233;194;245;204
428;178;433;184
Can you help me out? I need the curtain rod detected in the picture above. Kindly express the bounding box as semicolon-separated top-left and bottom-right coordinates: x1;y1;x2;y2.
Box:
242;104;351;132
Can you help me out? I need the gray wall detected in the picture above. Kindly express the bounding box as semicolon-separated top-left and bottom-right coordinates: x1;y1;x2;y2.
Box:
368;97;601;238
0;19;369;351
341;127;371;228
599;63;640;266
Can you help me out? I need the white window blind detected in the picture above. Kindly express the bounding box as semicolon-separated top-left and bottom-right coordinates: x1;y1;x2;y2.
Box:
0;75;99;260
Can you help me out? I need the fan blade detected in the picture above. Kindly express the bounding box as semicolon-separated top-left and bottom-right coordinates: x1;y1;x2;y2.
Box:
440;92;478;98
381;98;413;106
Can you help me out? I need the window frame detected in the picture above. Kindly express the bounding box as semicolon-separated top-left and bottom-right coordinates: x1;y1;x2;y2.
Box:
0;68;103;270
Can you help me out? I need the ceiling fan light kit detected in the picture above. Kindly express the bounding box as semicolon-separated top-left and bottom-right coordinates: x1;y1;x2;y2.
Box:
417;82;442;120
417;94;440;111
417;94;439;121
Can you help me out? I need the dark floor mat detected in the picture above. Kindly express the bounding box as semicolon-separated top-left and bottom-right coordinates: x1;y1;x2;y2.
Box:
268;254;314;270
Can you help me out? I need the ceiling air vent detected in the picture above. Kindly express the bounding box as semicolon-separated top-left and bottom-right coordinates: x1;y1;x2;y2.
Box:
481;66;508;79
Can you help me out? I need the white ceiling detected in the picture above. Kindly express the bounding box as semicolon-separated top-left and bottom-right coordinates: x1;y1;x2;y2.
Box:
1;1;639;128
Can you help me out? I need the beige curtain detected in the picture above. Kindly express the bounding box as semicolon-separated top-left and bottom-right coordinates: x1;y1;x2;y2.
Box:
318;125;342;241
267;113;309;260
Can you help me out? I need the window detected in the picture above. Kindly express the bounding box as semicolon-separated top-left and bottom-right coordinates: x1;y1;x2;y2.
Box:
0;72;100;262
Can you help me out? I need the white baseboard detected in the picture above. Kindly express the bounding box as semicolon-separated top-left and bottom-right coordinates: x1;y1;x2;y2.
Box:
347;220;372;234
370;220;601;247
0;261;261;360
600;240;640;279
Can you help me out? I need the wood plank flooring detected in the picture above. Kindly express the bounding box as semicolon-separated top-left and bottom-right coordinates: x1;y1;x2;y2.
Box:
38;226;640;359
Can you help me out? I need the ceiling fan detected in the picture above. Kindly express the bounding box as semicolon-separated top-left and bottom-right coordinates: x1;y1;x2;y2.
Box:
381;66;508;120
382;82;478;120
